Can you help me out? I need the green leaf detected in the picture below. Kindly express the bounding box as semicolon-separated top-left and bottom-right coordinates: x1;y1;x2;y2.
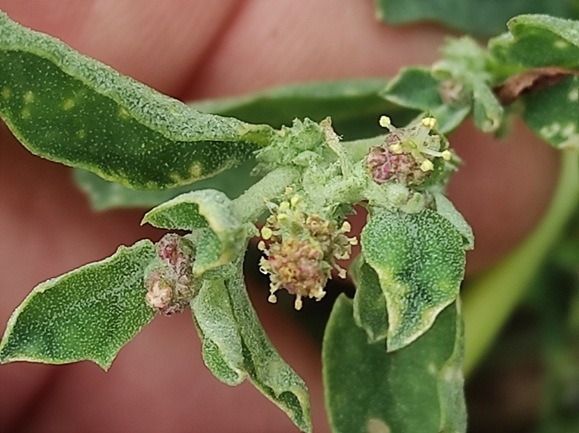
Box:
522;75;579;150
0;12;274;190
471;80;504;132
190;79;416;140
351;255;389;343
489;14;579;73
380;67;471;134
73;159;258;211
434;193;474;250
323;295;466;433
374;0;578;37
381;36;505;134
0;240;156;370
191;263;312;432
361;208;465;351
142;190;248;275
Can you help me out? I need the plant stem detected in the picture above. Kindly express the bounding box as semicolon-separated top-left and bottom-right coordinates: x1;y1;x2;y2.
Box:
231;166;300;222
462;150;579;377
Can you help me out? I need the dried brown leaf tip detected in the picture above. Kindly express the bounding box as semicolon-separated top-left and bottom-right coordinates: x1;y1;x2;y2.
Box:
495;67;579;105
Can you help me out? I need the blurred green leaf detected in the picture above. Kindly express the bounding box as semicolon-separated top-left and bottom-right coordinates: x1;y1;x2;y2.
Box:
190;79;416;140
0;241;156;370
489;14;579;74
0;12;273;190
382;36;504;133
535;263;579;433
191;262;312;432
323;295;466;433
142;190;248;275
374;0;578;37
361;208;465;351
73;159;258;211
522;76;579;150
380;67;471;134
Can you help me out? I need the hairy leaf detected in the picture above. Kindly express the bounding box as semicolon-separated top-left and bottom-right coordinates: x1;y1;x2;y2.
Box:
351;255;389;343
191;264;312;432
142;190;248;275
190;79;416;140
323;296;466;433
361;208;465;351
0;241;156;369
0;12;273;190
374;0;577;37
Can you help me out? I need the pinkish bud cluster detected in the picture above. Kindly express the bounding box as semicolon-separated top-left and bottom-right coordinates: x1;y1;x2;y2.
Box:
366;144;430;186
366;116;453;187
145;233;197;315
258;192;357;310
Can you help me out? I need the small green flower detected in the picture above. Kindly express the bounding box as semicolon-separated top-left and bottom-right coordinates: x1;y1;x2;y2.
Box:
258;189;357;310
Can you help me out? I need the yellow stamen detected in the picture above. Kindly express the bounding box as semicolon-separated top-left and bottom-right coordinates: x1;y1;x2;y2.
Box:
261;227;273;240
420;160;434;172
441;150;452;161
379;115;392;128
421;117;437;129
268;293;278;304
390;143;403;154
341;221;351;232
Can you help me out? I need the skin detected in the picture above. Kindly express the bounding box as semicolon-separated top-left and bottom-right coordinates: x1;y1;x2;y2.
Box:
0;1;559;432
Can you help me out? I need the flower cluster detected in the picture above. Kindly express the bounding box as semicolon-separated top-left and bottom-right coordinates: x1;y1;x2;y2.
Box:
366;116;452;187
145;233;197;315
258;190;357;310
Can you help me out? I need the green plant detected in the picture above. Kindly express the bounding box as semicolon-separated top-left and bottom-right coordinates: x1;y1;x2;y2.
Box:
1;3;578;432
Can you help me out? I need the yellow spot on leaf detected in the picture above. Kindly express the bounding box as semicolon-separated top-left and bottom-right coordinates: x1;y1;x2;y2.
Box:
23;90;34;103
367;418;391;433
540;122;561;138
118;106;130;118
189;161;203;178
1;87;10;99
569;88;579;102
21;108;31;119
77;129;86;139
62;99;75;110
562;123;576;138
